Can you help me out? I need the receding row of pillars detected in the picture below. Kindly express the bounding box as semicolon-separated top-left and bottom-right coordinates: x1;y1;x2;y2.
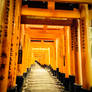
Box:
0;0;92;92
55;4;92;90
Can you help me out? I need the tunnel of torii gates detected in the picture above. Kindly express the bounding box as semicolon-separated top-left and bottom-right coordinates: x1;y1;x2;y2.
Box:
0;0;92;92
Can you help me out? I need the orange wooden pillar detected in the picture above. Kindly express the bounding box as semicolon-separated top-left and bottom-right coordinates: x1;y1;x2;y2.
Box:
62;30;66;74
17;26;31;91
23;34;29;74
69;19;83;92
56;38;59;69
48;48;51;66
22;27;27;75
50;46;54;70
31;47;35;65
50;43;56;71
13;0;22;87
73;19;83;85
0;0;14;92
69;21;81;92
53;42;56;71
56;37;63;77
89;8;92;90
56;29;65;74
23;33;31;73
30;44;32;66
80;4;92;90
49;47;53;67
46;48;50;66
44;49;49;65
7;0;17;90
23;37;26;74
7;0;22;91
23;35;30;71
17;24;25;76
17;25;24;77
41;50;44;65
58;33;65;74
63;26;72;90
64;26;71;78
70;25;76;76
54;30;65;83
27;40;31;69
55;38;61;78
25;35;29;71
16;24;27;92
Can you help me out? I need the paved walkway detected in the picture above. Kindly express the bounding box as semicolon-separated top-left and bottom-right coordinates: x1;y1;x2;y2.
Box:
22;63;65;92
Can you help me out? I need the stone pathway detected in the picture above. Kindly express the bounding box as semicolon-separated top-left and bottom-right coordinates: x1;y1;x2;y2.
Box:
22;63;66;92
